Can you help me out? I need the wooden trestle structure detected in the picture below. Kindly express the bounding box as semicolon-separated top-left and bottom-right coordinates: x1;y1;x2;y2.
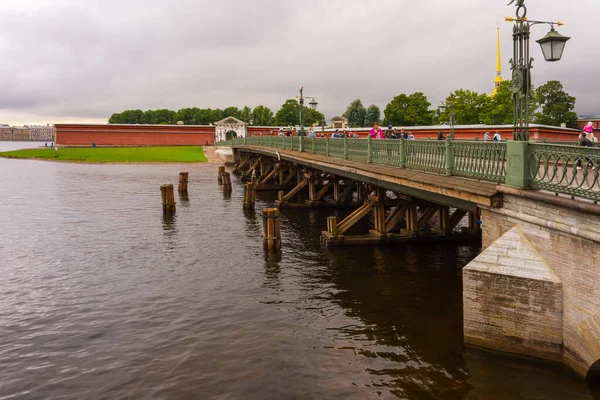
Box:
230;151;485;247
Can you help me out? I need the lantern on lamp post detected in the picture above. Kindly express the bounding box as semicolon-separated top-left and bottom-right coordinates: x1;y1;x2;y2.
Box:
506;0;570;141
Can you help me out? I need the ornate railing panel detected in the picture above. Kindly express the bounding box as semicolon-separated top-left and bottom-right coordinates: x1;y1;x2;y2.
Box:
328;138;345;159
453;141;507;183
347;138;368;162
405;140;446;174
529;144;600;201
372;140;402;167
313;138;327;155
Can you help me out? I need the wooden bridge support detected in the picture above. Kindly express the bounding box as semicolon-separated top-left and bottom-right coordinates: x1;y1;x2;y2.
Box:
333;180;355;205
261;208;281;251
233;157;249;175
160;184;176;215
242;158;260;179
243;177;257;210
275;175;310;208
308;181;333;206
222;172;232;194
178;172;188;193
217;166;225;185
259;163;277;185
322;189;480;246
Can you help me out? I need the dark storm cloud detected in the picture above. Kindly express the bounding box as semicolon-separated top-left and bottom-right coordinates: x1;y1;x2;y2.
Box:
0;0;598;124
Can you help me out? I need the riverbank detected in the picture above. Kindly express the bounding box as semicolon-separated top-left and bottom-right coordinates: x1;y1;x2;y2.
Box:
0;146;208;163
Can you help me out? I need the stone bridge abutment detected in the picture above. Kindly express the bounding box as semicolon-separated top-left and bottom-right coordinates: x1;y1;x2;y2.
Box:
464;188;600;378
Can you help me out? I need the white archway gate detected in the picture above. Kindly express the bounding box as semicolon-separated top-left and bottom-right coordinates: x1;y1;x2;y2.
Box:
214;116;246;142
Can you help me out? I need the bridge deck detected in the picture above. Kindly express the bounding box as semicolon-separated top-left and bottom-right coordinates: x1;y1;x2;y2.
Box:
236;145;502;210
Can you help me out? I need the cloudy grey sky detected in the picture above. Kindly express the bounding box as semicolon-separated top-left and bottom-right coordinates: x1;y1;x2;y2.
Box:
0;0;598;125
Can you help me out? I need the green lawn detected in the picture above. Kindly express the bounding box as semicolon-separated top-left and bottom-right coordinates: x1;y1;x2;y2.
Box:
0;146;208;163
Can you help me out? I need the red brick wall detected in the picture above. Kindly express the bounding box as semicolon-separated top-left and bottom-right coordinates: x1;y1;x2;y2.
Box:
55;124;216;146
578;120;600;131
247;126;278;136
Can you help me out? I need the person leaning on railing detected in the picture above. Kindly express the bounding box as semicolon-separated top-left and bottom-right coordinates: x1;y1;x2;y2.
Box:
576;131;594;170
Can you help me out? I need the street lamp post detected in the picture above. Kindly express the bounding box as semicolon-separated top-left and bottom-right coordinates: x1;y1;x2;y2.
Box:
504;0;569;189
506;0;570;141
297;86;318;136
438;94;455;139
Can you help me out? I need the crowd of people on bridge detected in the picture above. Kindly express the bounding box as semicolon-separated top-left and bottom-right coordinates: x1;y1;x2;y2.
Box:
273;123;508;142
368;123;415;140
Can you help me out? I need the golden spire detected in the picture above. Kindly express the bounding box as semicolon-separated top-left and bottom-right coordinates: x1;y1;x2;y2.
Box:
492;23;503;96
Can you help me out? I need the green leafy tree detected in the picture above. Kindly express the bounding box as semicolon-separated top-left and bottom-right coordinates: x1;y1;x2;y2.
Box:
210;109;224;123
304;108;326;127
364;104;381;127
174;107;200;125
222;106;241;119
108;112;123;124
239;106;252;124
384;92;432;126
141;109;176;124
440;90;491;125
190;109;211;125
482;81;513;124
109;109;144;124
342;99;367;127
251;105;275;126
275;100;300;126
533;80;578;128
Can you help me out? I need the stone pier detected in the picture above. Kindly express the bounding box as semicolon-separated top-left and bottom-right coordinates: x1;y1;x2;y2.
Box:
463;190;600;378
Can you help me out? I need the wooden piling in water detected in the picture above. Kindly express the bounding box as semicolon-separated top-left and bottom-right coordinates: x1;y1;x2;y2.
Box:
222;172;232;194
178;172;189;193
261;208;281;251
217;165;225;185
160;184;176;214
243;179;257;210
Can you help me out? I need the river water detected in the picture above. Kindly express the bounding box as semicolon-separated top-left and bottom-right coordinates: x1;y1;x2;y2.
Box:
0;142;598;400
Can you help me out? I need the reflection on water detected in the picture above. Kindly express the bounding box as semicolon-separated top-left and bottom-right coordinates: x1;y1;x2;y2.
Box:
178;192;190;207
0;145;598;399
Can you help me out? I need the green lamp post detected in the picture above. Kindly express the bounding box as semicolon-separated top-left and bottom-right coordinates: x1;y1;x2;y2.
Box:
507;0;570;141
297;86;318;137
438;94;455;139
504;0;570;189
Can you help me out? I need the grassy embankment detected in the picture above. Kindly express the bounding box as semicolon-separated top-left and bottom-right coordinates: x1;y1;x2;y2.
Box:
0;146;208;163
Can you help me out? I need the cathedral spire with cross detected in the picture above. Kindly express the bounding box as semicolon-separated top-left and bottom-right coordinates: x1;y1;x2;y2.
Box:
492;24;503;96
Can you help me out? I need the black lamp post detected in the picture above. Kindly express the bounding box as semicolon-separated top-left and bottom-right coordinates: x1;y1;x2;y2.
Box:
297;86;318;136
507;0;570;141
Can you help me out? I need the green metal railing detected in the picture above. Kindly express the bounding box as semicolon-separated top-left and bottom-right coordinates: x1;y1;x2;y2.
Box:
453;141;506;183
529;143;600;201
217;136;600;201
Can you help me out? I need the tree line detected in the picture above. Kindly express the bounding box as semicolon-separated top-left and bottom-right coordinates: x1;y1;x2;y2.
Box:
344;80;577;129
109;79;578;129
108;101;325;127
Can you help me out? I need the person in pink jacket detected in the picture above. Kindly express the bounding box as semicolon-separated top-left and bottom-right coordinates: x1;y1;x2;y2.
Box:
584;122;594;134
369;123;384;139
